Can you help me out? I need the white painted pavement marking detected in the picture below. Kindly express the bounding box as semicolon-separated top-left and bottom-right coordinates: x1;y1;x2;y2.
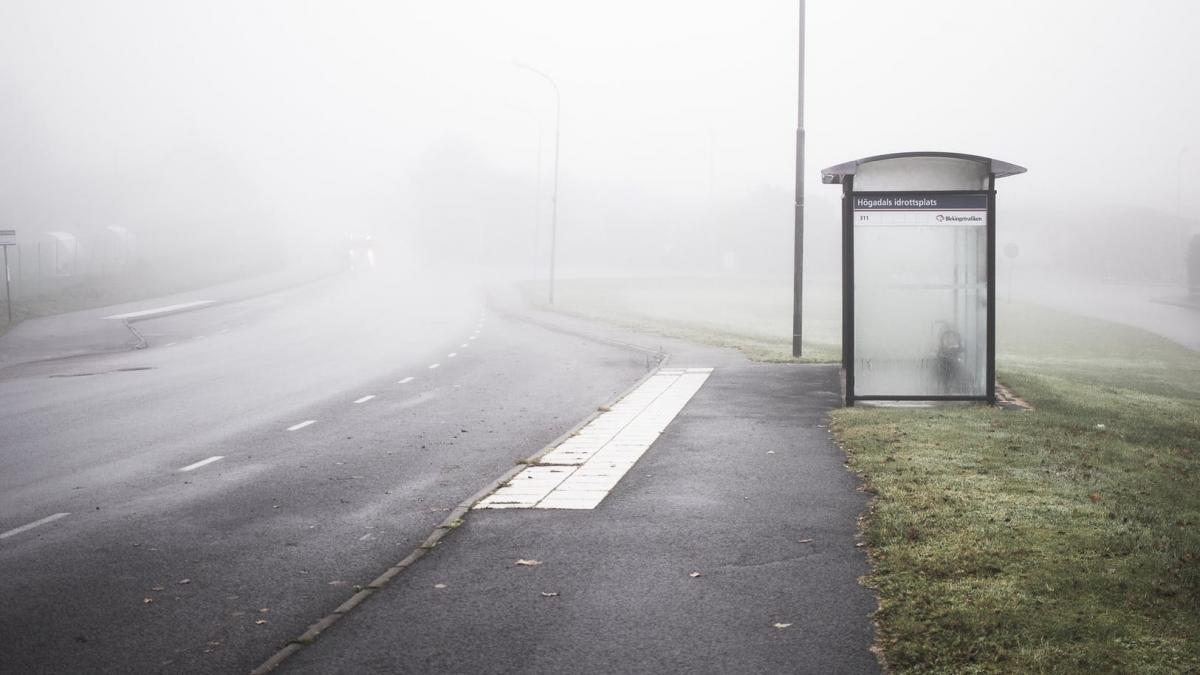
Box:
179;456;225;472
447;352;457;358
398;377;415;384
354;395;375;404
1;513;70;540
460;343;468;348
287;420;316;431
428;363;440;370
469;336;477;340
102;300;214;320
475;368;714;511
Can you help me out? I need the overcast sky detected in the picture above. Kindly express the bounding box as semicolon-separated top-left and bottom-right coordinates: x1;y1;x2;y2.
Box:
2;1;1198;258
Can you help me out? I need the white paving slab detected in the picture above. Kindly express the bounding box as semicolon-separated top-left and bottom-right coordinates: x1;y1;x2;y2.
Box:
474;367;712;511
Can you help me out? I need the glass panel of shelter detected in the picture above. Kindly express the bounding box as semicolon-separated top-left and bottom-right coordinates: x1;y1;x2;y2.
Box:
853;202;987;397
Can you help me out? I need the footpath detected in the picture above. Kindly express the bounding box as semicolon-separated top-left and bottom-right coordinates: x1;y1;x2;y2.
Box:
274;300;881;674
0;265;341;371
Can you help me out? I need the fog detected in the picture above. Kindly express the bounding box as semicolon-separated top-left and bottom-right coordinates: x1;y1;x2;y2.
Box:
1;0;1198;297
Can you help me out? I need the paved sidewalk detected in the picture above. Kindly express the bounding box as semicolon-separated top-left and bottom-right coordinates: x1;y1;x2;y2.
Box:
281;308;879;674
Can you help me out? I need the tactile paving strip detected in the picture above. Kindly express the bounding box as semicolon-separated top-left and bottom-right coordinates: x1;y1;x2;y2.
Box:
475;368;713;510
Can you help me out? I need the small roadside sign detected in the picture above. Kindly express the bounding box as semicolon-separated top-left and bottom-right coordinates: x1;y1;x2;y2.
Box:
0;229;14;246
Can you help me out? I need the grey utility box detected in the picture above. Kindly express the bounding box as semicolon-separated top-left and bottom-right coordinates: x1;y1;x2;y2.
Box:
821;152;1026;406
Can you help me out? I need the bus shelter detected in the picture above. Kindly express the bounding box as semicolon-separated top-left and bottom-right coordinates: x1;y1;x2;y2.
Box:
821;152;1026;405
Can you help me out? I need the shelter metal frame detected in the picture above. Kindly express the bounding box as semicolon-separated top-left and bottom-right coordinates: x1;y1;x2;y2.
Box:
836;171;1003;406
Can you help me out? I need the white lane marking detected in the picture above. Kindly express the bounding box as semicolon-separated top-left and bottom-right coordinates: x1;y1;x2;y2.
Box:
460;343;468;348
476;368;714;511
179;456;224;472
398;377;414;384
164;342;177;348
354;395;375;404
447;353;457;358
469;336;477;341
1;513;70;540
428;363;440;370
102;300;214;321
288;420;316;431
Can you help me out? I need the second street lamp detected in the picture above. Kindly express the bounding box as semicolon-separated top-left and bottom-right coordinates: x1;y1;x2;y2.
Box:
514;61;561;305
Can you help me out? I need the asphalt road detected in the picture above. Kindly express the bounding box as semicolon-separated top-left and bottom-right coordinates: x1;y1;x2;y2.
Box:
0;270;650;673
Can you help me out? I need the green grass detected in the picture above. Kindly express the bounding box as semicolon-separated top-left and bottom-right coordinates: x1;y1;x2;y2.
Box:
544;277;1200;673
840;306;1200;673
528;276;842;362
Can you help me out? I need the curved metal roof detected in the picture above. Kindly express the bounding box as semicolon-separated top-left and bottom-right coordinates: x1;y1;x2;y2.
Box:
820;151;1027;184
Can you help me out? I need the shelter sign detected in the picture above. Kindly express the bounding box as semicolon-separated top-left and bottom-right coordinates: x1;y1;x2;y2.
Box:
852;193;987;227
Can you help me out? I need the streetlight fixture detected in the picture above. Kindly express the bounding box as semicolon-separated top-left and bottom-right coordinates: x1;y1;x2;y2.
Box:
514;61;561;304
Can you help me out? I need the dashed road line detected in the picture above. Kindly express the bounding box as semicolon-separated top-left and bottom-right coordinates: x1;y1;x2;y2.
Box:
1;513;70;540
428;363;440;370
288;420;316;431
460;343;468;348
354;395;375;404
179;456;225;472
398;377;415;384
448;353;457;358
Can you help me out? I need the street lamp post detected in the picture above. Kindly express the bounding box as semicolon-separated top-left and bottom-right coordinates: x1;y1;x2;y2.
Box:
792;0;806;357
515;61;561;305
1178;146;1189;222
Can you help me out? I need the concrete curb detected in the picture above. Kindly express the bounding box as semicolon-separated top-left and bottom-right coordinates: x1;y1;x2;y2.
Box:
248;303;673;675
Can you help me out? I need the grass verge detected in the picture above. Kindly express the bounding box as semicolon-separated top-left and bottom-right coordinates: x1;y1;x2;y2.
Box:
837;306;1199;673
545;278;1200;673
526;276;842;362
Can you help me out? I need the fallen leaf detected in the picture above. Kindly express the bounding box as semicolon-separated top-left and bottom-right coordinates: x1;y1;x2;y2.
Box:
206;641;221;647
541;591;560;597
255;619;268;625
766;451;775;454
515;559;542;567
143;598;154;604
689;572;702;578
258;608;270;613
855;542;865;548
434;583;447;589
177;579;191;585
1089;492;1102;503
150;586;165;591
328;580;347;586
798;539;814;544
773;623;792;629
